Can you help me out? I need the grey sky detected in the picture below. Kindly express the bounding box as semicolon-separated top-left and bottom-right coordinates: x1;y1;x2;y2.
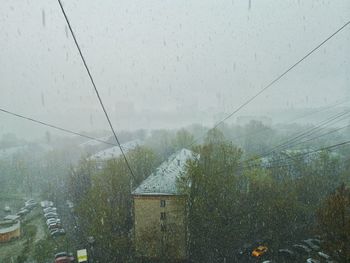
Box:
0;0;349;139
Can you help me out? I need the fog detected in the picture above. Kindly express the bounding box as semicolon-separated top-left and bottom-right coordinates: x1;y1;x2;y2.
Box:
0;0;349;139
1;2;350;262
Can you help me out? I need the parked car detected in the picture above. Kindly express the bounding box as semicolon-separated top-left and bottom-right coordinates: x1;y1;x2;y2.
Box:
43;207;57;213
45;212;58;218
25;199;35;204
25;203;37;210
40;200;54;208
303;239;320;251
46;218;61;225
306;258;320;263
48;222;62;230
318;251;330;260
16;208;29;216
54;252;75;263
25;199;37;209
293;244;312;255
46;215;59;220
252;246;268;257
51;228;66;237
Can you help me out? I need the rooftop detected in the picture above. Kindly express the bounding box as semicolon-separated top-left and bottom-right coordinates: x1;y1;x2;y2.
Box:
89;140;141;161
0;220;20;234
132;148;197;196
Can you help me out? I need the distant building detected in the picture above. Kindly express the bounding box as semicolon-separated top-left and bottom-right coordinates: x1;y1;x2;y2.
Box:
260;149;341;179
236;115;272;126
88;140;141;168
132;148;196;261
79;135;112;148
0;220;21;242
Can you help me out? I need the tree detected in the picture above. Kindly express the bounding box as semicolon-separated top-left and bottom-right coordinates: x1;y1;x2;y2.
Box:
171;129;195;151
179;129;243;262
70;146;159;262
317;184;350;262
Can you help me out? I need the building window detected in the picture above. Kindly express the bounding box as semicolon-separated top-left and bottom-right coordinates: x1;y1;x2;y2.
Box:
160;212;166;220
160;200;166;207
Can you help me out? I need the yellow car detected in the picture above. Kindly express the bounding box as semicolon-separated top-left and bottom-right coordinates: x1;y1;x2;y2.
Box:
252;245;268;257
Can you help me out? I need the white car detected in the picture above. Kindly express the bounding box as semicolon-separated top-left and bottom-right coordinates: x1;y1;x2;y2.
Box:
44;212;58;217
303;239;320;251
46;218;61;225
307;258;320;263
40;200;54;208
318;251;330;260
43;207;57;213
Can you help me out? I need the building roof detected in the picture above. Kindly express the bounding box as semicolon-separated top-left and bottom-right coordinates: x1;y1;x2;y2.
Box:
0;220;20;234
3;215;20;221
89;140;141;161
79;135;112;148
132;148;196;196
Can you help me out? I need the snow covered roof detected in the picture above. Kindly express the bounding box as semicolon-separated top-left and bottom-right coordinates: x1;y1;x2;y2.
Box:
132;148;197;196
79;135;112;148
0;220;20;234
3;215;20;221
89;140;142;161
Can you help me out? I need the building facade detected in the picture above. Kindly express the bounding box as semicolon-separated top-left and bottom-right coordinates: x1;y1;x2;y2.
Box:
132;149;196;261
0;220;21;243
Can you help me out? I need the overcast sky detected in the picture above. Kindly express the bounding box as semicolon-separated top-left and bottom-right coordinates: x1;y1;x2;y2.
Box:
0;0;349;139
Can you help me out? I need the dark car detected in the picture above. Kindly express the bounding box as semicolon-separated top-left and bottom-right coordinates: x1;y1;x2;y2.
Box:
54;251;75;263
48;222;62;230
51;228;66;237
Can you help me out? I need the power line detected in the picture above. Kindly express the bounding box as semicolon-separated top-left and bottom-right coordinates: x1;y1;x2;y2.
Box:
229;96;349;143
0;107;116;147
212;20;350;129
256;110;350;158
203;138;350;178
241;109;350;165
191;20;350;146
57;0;136;181
291;123;350;147
244;140;350;170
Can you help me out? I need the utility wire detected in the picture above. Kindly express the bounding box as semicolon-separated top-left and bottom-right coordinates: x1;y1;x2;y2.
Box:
229;96;349;143
57;0;136;181
242;109;350;165
291;123;350;147
244;140;350;170
212;20;350;129
258;110;350;158
190;20;350;146
0;107;117;147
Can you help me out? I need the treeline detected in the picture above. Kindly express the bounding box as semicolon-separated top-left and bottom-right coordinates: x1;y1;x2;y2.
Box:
182;129;349;262
66;128;350;262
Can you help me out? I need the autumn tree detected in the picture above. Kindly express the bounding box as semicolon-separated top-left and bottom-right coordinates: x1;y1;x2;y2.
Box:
180;129;243;262
70;146;159;262
317;184;350;262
